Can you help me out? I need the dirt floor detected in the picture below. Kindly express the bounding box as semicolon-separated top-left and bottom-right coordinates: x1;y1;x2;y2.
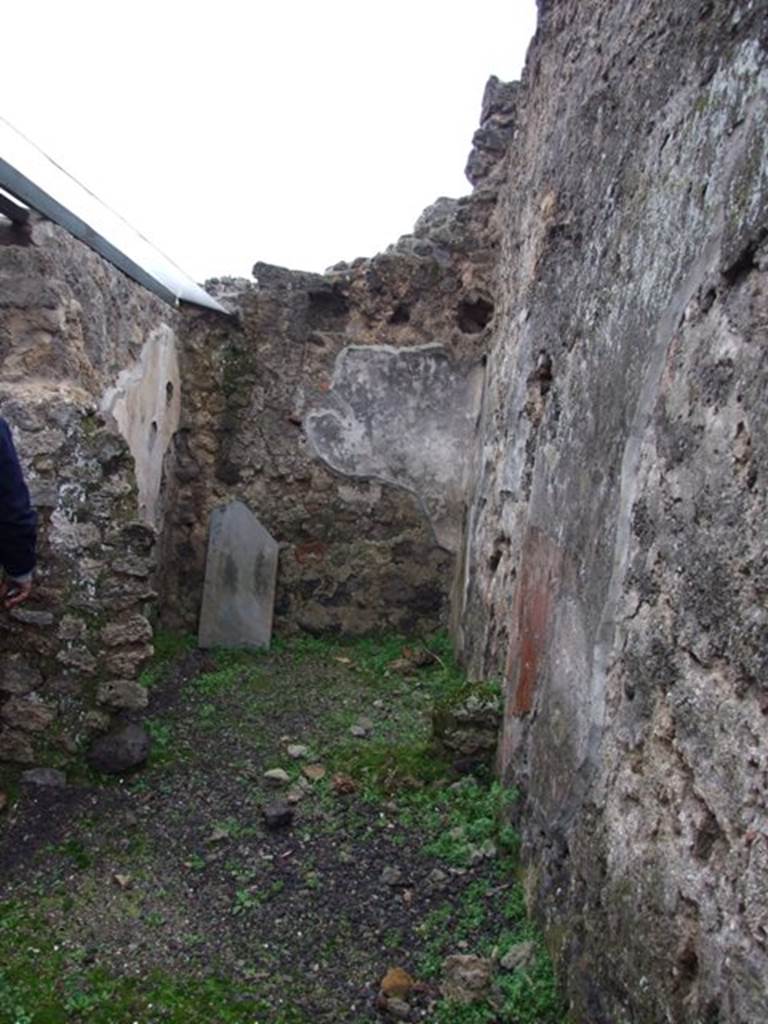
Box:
0;634;562;1024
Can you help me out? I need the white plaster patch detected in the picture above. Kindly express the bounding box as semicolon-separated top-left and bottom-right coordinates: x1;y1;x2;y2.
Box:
101;325;180;526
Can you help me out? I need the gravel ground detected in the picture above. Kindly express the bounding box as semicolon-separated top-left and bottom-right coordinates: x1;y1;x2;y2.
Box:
0;638;552;1024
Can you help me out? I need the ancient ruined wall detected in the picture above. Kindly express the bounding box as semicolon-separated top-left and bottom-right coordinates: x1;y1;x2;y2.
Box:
162;188;498;637
0;214;178;765
460;2;768;1021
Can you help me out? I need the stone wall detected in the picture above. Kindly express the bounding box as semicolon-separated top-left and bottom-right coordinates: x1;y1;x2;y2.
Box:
459;2;768;1021
0;214;178;765
161;182;499;637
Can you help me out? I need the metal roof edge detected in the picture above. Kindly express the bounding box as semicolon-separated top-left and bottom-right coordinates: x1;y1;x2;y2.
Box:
0;121;230;316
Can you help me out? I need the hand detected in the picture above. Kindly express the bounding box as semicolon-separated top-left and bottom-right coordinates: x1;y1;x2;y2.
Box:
0;578;32;609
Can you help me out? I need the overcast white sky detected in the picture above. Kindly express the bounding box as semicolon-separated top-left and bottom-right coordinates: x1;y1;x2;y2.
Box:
2;1;537;282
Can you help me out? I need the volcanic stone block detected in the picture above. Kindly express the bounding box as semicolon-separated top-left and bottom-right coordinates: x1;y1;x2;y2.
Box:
198;500;278;650
87;723;150;774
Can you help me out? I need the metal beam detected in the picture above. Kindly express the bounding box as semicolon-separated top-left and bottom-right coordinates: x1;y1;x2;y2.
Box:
0;119;230;315
0;189;29;223
0;157;183;305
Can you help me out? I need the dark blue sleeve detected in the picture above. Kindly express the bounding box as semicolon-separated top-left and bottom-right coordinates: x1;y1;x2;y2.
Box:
0;418;37;578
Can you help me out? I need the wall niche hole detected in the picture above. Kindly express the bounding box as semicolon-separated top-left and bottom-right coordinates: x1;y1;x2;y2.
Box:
388;303;411;325
166;381;175;404
307;286;349;318
457;296;495;334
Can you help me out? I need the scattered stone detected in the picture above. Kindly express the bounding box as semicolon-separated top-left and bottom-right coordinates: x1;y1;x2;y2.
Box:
384;997;411;1020
286;743;309;759
21;767;66;787
198;500;279;650
387;646;436;675
113;873;132;889
381;865;403;886
468;844;488;867
440;954;493;1004
450;776;478;791
402;646;436;668
86;723;150;774
332;772;358;795
263;768;291;786
373;699;385;709
349;724;368;738
285;787;305;804
387;658;416;675
207;826;231;843
433;689;502;773
263;800;295;829
478;838;497;860
302;763;326;782
500;941;535;972
381;967;415;999
428;868;448;885
96;679;149;711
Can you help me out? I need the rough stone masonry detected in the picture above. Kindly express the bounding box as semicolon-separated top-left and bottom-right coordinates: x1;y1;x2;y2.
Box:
0;214;179;765
457;2;768;1022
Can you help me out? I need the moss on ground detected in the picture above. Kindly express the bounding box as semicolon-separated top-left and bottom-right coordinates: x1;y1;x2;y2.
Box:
0;633;565;1024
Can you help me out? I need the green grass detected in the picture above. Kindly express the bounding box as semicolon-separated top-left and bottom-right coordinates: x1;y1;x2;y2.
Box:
397;779;519;868
1;630;564;1024
190;648;267;696
138;631;195;688
145;718;175;766
327;737;451;797
0;900;309;1024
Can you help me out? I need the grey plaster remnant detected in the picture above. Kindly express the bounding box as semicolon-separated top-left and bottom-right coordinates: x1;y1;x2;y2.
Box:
304;344;484;553
198;500;278;650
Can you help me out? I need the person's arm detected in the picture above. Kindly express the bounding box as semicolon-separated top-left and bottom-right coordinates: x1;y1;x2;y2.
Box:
0;418;37;607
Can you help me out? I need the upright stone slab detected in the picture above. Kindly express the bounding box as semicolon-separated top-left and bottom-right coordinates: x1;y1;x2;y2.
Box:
198;501;278;649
